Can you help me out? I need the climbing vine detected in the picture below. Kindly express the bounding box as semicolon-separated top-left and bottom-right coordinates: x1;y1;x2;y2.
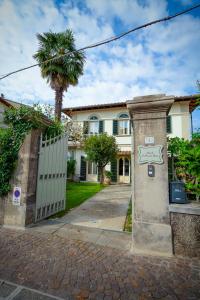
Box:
0;105;62;197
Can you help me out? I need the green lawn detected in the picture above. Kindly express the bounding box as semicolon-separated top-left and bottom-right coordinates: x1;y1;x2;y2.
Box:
123;200;132;232
51;182;105;218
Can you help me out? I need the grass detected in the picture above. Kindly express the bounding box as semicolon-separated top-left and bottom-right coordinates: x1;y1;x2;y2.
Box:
51;182;105;218
123;200;132;232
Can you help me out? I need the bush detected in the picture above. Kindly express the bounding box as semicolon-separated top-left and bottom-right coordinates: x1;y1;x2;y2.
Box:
67;159;76;179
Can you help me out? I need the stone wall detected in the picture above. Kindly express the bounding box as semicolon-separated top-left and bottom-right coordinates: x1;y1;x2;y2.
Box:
2;129;41;227
170;212;200;258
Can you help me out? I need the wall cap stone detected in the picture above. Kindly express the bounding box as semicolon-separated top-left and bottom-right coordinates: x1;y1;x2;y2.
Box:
127;94;174;115
169;202;200;215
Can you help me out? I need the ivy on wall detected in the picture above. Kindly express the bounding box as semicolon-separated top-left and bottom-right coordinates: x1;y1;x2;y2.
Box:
0;105;62;197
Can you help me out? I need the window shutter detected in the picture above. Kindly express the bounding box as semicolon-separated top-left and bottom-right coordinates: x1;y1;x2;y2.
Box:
111;159;117;182
80;156;86;181
83;121;89;134
129;120;131;135
99;120;104;134
166;116;172;133
113;120;118;135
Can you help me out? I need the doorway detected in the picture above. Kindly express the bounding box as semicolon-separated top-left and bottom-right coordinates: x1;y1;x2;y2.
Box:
118;157;130;183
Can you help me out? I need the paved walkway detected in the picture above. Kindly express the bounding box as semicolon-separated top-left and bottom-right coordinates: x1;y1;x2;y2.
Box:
59;185;131;231
0;227;200;300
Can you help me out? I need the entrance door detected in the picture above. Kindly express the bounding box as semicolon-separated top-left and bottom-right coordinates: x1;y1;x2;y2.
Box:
118;157;130;183
87;161;98;182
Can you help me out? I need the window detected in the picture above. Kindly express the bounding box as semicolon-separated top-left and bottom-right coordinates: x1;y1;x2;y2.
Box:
89;121;99;134
118;120;129;135
118;113;129;135
88;161;97;175
89;115;99;135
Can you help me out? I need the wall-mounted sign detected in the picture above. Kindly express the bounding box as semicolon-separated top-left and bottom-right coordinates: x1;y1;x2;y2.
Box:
13;187;21;206
145;136;154;145
138;145;163;164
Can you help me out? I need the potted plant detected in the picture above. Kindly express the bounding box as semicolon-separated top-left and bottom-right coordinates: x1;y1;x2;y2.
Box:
104;170;112;185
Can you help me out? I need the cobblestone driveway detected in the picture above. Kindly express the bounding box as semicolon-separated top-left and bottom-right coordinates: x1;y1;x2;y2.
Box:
0;228;200;300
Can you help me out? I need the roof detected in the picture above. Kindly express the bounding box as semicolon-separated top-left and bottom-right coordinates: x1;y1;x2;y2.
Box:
0;97;52;126
63;94;199;116
0;97;28;108
62;101;127;116
174;94;199;112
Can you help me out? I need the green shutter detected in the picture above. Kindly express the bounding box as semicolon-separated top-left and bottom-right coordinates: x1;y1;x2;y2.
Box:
129;120;131;135
80;156;86;181
111;159;117;182
99;120;104;134
166;116;172;133
113;120;118;135
83;121;89;134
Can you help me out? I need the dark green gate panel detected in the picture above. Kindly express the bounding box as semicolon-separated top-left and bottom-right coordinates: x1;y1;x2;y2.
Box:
111;159;117;182
80;156;86;181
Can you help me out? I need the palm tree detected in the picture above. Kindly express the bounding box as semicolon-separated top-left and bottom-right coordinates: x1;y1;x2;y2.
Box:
33;30;85;120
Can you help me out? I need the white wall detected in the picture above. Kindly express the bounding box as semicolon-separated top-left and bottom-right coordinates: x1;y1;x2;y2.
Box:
168;101;191;140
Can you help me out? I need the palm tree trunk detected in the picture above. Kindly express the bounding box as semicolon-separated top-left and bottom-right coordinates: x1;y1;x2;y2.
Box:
55;88;63;121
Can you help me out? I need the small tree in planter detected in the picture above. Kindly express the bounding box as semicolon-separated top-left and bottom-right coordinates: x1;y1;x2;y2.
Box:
84;133;118;184
104;171;112;185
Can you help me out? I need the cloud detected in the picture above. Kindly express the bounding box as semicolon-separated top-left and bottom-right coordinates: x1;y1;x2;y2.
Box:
0;0;199;111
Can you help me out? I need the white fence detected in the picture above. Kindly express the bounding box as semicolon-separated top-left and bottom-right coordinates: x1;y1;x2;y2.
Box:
35;133;67;222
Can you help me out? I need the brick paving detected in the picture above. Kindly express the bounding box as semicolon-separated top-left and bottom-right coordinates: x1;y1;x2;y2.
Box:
0;228;200;300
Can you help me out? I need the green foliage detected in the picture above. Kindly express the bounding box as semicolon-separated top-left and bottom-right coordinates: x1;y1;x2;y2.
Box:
104;170;112;179
0;106;60;197
168;133;200;200
67;159;76;179
84;133;118;183
124;200;132;232
45;119;64;137
33;29;85;119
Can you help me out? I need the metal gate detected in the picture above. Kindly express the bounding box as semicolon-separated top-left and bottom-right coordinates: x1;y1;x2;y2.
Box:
35;133;68;222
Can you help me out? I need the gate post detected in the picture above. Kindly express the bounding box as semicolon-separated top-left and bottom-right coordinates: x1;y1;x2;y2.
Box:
2;129;42;228
127;94;174;255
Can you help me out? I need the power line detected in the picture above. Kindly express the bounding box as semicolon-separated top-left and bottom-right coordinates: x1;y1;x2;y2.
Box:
0;3;200;81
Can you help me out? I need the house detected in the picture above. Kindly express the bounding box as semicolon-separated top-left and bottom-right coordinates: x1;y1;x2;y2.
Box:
63;94;198;184
0;96;52;128
0;96;22;128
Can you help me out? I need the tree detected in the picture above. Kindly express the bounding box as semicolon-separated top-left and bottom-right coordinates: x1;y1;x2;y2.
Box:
168;133;200;201
84;133;118;184
33;30;85;120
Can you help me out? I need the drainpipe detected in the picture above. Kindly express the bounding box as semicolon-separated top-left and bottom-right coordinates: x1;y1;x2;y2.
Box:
191;111;193;136
130;115;135;250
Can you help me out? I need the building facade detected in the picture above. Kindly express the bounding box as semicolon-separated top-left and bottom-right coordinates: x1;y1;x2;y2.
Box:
63;94;197;184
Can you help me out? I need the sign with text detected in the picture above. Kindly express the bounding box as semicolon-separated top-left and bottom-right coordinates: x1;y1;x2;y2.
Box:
145;136;155;145
138;145;163;164
12;187;21;206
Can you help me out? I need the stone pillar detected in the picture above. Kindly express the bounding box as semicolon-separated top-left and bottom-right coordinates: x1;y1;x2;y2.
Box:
2;129;41;228
127;94;174;255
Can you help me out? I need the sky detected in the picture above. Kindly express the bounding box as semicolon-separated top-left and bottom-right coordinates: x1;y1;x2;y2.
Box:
0;0;199;129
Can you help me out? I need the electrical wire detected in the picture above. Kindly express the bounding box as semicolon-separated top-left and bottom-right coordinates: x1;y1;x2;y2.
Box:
0;3;200;81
